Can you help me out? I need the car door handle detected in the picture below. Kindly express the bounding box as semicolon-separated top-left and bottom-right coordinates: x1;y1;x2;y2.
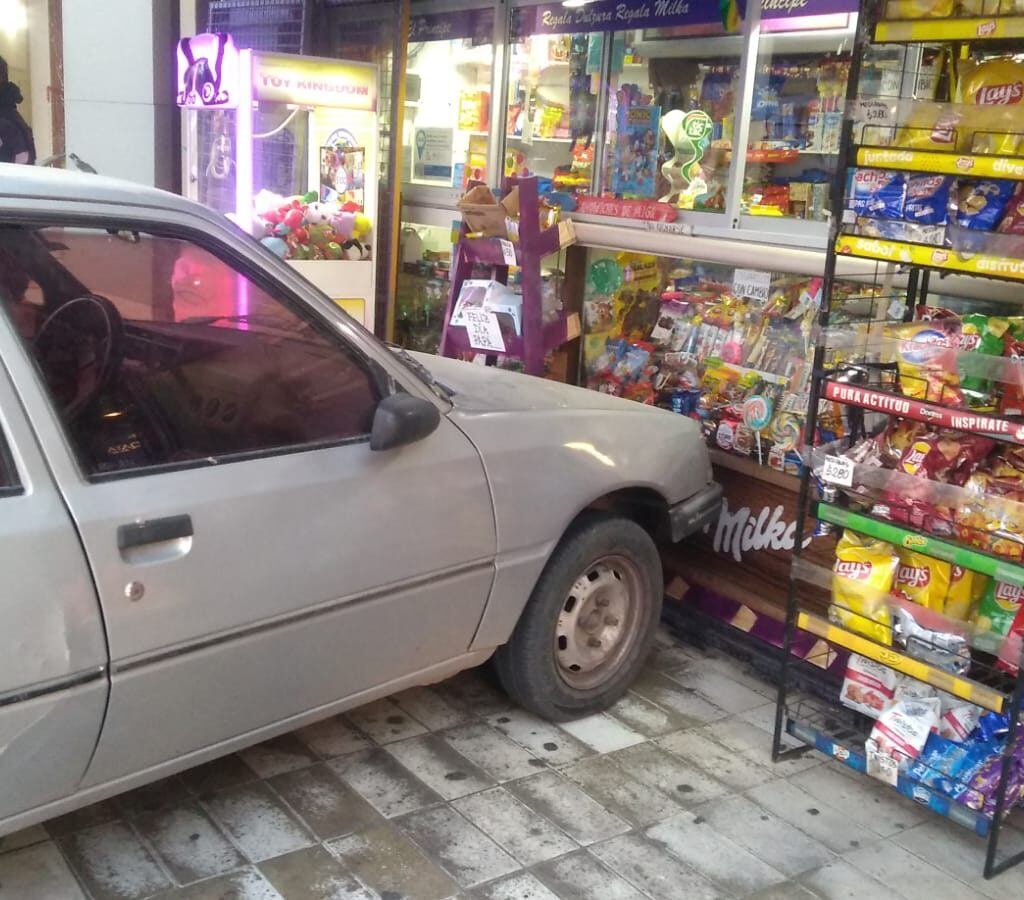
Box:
117;515;194;550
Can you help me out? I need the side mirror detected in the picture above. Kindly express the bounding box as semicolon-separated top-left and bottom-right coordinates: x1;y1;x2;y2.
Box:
370;393;441;451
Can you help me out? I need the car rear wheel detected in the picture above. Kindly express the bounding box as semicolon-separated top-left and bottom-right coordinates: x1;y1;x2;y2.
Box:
494;512;662;721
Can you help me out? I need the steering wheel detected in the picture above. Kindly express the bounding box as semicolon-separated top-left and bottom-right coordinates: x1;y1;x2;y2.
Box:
34;294;124;421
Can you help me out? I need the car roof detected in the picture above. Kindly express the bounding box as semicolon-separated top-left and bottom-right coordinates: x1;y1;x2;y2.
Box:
0;164;216;222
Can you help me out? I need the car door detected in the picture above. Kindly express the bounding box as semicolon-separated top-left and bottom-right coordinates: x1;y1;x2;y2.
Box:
0;219;496;789
0;358;108;827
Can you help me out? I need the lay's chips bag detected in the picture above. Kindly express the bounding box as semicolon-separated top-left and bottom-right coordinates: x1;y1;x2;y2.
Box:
894;549;951;613
830;531;899;646
973;579;1024;654
945;566;983;622
955;57;1024;155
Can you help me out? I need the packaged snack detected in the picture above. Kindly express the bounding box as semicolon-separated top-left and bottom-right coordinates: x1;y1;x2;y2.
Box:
830;531;899;645
998;183;1024;236
945;565;981;621
896;431;994;485
850;170;906;220
973;579;1024;654
867;697;940;779
996;604;1024;674
955;57;1024;155
894;549;951;612
904;175;952;226
894;606;972;674
884;0;954;18
952;180;1016;232
840;654;897;718
960;314;1011;407
892;102;960;151
939;701;982;743
855;217;945;246
887;320;962;405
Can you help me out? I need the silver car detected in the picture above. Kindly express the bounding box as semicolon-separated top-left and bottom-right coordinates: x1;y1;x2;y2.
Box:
0;165;720;836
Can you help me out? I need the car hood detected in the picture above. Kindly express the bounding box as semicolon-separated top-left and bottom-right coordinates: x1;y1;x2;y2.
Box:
411;351;664;415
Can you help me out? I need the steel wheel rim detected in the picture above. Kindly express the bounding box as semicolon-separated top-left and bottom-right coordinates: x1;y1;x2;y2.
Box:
554;553;644;690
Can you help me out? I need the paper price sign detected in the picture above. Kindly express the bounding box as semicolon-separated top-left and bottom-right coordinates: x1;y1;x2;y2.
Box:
852;99;895;127
499;239;517;266
732;268;772;302
462;308;506;353
821;454;854;488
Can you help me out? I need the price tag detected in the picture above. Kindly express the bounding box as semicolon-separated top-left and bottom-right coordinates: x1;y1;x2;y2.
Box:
821;454;854;487
499;239;517;265
462;308;506;353
732;268;772;302
852;98;895;127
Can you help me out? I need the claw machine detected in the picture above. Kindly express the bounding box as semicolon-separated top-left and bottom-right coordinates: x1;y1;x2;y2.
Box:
177;33;380;329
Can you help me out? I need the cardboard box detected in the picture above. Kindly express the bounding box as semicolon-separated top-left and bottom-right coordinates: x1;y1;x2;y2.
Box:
457;185;519;237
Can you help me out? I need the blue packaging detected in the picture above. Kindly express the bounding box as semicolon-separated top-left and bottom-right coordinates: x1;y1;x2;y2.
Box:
954;179;1015;231
851;169;906;220
905;175;952;225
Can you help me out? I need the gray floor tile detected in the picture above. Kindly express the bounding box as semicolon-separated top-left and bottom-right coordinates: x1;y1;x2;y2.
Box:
238;734;317;780
398;805;519;888
647;812;787;896
628;671;728;726
60;821;172;900
0;840;87;899
695;651;778;700
294;716;372;760
561;755;681;827
798;857;894;900
589;833;724;900
795;763;925;838
440;722;547;782
330;748;443;818
201;782;314;863
648;642;701;671
472;871;559;900
453;787;577;866
504;771;629;845
180;754;260;797
485;710;593;767
386;733;497;800
327;821;458;900
156;868;283;899
556;714;645;754
135;801;244;885
844;841;977;900
269;763;383;840
747;779;864;855
746;882;819;900
346;697;429;745
393;686;474;732
605;691;698;738
258;845;375;900
894;819;1024;899
697;794;834;878
702;717;820;777
0;825;49;855
435;669;515;718
659;728;777;791
610;742;729;807
43;798;121;838
531;850;646;900
659;664;769;714
114;776;192;820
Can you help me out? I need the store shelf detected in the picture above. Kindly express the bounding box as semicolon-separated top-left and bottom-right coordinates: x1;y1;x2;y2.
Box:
835;235;1024;283
856;146;1024;181
814;502;1024;587
785;709;993;836
821;379;1024;446
796;611;1006;712
874;15;1024;44
507;135;574;144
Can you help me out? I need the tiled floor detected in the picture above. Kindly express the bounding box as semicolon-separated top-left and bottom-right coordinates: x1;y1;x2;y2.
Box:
3;629;1024;900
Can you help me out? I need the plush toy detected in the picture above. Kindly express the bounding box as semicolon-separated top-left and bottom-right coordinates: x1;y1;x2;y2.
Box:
331;212;355;242
260;236;288;258
304;202;332;226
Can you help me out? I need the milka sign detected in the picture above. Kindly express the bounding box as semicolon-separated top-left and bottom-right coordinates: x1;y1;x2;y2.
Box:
705;497;812;563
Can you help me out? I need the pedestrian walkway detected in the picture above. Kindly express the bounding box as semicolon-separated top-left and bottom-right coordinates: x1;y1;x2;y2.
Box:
2;629;1022;899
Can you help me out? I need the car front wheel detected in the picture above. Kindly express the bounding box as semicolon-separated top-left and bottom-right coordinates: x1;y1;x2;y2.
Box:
494;512;663;721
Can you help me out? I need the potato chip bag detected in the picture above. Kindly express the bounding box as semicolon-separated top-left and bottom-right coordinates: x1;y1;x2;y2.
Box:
885;0;954;18
830;531;898;645
892;102;960;151
888;320;963;405
945;565;981;621
973;579;1024;654
955;58;1024;155
894;549;950;612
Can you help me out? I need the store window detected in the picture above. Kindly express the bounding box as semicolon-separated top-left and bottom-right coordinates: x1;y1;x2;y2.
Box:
599;25;741;212
402;8;495;189
396;217;458;352
741;13;856;222
0;226;379;476
506;9;604;196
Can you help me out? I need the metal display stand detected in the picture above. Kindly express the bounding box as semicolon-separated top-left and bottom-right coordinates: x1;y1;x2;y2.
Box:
772;1;1024;879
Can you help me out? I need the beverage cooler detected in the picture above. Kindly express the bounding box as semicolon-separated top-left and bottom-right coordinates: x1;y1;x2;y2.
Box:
177;33;380;329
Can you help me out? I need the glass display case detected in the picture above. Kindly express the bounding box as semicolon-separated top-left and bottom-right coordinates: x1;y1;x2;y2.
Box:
395;217;457;353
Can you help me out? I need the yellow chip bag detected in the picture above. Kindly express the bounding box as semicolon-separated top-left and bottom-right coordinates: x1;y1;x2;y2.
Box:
830;531;898;646
893;549;950;613
945;565;981;621
892;103;961;151
885;0;954;18
955;58;1024;155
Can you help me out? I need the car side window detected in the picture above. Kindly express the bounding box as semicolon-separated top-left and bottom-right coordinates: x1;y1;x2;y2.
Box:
0;424;18;493
0;226;380;476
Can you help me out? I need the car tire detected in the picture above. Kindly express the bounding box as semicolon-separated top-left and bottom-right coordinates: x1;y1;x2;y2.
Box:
494;512;663;721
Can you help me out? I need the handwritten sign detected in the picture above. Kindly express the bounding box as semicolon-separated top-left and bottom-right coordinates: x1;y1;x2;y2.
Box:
821;455;854;488
463;308;506;353
499;239;517;265
732;268;772;302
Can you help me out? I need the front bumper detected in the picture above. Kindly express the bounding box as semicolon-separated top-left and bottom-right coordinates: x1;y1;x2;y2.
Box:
668;481;723;542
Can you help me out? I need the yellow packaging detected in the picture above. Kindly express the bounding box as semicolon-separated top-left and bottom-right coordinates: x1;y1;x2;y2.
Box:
893;103;960;152
894;550;950;613
945;565;982;621
885;0;953;18
830;531;899;646
961;0;1024;15
955;58;1024;156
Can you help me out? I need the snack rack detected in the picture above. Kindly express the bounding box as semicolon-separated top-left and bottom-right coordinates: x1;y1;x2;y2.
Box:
439;176;580;376
772;0;1024;879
